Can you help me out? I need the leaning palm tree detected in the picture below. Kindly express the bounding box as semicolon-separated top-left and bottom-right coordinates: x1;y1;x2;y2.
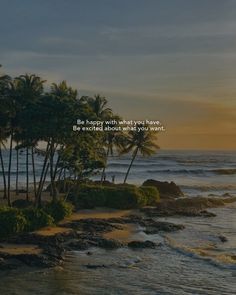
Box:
100;115;126;181
121;125;159;183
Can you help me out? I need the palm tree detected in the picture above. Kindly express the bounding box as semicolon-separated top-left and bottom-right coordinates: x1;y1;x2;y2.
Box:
15;74;46;200
0;132;7;199
122;125;159;183
15;143;19;195
100;115;126;182
35;81;79;205
0;66;11;200
80;94;112;118
1;76;17;206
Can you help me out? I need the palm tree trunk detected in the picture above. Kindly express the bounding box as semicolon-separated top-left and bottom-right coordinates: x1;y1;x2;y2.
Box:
57;167;63;182
101;148;109;182
123;147;138;184
49;143;57;202
31;147;37;199
7;130;13;206
53;154;60;181
16;146;19;195
37;162;49;208
63;168;66;192
26;147;29;201
0;146;7;199
35;142;50;207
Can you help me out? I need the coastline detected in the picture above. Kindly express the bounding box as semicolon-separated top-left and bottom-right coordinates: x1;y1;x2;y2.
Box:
1;195;236;272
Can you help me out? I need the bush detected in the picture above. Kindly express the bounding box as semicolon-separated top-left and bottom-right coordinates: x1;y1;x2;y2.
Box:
68;184;107;208
106;186;146;209
0;207;27;238
68;184;157;209
12;199;34;209
45;200;73;222
139;186;160;205
22;208;54;231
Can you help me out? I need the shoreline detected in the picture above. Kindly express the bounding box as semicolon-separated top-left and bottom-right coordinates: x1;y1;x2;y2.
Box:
1;195;236;272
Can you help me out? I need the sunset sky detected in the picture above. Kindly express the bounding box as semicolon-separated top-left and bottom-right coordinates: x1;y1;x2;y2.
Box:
1;0;236;149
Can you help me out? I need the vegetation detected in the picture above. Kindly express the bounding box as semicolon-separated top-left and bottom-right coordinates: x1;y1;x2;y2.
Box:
0;66;159;207
139;186;160;206
121;125;159;183
0;201;73;239
22;208;54;231
45;200;73;222
68;183;160;209
0;66;160;237
0;207;27;238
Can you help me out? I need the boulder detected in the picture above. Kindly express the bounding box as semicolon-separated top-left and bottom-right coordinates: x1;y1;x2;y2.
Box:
143;219;185;234
142;179;184;198
97;238;124;249
128;240;157;249
62;219;122;233
218;235;228;243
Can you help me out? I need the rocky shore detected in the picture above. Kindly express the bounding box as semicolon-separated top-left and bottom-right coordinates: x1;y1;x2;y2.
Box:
1;194;235;272
0;210;185;271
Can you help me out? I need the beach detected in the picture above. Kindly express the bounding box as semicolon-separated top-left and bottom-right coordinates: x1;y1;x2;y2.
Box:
0;150;236;294
0;203;236;295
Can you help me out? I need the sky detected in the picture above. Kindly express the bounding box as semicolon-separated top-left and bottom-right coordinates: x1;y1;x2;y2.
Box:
0;0;236;150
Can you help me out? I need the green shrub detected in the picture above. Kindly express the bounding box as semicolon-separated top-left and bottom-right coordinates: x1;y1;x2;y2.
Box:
106;186;146;209
12;199;34;208
68;184;107;208
68;184;154;209
139;186;160;205
0;207;27;238
22;208;54;231
45;200;73;222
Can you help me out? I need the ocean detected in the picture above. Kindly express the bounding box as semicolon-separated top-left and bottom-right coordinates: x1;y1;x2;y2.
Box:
99;150;236;198
0;150;236;294
1;149;236;198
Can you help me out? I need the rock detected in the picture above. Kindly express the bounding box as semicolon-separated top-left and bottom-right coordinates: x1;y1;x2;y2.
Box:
142;179;184;198
218;235;228;242
84;264;108;269
141;207;216;218
142;218;184;233
128;240;157;249
64;239;90;251
62;219;122;233
198;210;216;217
222;193;231;197
97;238;124;249
0;257;23;270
